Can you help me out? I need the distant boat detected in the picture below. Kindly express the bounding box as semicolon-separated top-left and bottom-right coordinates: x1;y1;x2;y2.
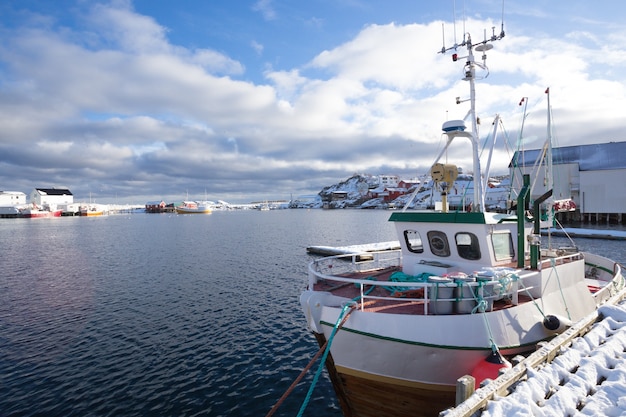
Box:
79;204;107;216
20;203;62;218
0;206;22;218
175;201;212;214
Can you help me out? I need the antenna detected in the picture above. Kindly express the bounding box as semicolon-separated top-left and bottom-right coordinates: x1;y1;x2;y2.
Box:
500;0;506;39
462;0;466;42
453;0;457;47
441;23;446;54
435;0;506;213
439;0;506;55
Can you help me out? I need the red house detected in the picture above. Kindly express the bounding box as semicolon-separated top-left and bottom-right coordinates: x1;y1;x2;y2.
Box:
145;200;166;213
384;187;408;202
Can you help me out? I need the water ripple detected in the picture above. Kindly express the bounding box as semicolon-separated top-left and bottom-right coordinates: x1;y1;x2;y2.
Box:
0;211;404;416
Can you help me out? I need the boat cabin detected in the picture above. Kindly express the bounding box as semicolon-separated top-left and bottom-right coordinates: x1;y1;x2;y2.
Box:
389;211;531;276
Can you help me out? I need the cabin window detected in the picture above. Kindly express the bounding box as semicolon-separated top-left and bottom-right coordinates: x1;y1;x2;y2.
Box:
427;231;450;257
491;233;515;261
403;230;423;253
455;232;481;260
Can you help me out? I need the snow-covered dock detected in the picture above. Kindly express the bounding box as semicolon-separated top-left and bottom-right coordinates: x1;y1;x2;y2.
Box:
306;240;400;257
442;288;626;417
306;228;625;259
546;227;626;240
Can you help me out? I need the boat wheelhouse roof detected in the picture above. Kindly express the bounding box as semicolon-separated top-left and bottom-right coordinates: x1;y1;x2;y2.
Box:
511;141;626;171
389;211;517;225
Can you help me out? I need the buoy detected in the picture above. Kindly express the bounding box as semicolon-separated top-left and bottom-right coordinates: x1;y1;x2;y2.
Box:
543;315;572;333
471;350;512;384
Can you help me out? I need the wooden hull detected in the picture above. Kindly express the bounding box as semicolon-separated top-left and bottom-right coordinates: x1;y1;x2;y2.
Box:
314;333;455;417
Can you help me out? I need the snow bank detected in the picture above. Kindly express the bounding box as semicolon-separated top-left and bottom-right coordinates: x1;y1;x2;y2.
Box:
482;302;626;417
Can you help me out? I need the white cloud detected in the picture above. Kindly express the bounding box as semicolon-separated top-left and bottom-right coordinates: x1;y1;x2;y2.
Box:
309;22;454;91
252;0;276;21
2;2;626;203
251;40;264;56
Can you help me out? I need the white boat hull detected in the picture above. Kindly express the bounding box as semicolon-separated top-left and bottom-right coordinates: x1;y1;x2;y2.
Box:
300;254;623;416
175;201;212;214
175;207;212;214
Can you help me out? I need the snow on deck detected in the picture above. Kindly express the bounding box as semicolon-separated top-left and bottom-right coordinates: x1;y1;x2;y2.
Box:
306;240;400;256
546;227;626;240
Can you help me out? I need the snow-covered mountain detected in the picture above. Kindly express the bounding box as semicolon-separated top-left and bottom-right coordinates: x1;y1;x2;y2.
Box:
290;173;512;210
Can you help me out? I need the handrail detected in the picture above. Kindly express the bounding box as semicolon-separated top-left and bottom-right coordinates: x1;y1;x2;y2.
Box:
535;251;583;271
308;250;544;315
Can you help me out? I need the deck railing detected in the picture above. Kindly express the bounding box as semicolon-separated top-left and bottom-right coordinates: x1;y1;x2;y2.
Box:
308;250;542;315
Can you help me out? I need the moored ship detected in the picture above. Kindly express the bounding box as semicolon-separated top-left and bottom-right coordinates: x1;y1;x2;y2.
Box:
298;22;625;417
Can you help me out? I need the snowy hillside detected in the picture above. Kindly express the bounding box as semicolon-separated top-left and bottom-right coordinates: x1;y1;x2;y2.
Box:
290;173;512;210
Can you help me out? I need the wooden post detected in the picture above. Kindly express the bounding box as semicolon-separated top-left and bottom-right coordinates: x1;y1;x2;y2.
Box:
456;375;476;406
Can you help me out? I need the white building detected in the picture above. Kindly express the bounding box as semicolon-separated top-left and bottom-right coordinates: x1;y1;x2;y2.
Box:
30;188;74;210
511;141;626;222
0;191;27;206
378;175;399;188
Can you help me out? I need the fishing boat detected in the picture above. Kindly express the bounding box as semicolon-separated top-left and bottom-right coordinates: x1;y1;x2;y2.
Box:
20;203;62;218
175;201;212;214
79;203;108;216
299;27;625;417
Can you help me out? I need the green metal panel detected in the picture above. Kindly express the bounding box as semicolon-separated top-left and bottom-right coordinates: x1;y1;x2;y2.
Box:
388;211;487;224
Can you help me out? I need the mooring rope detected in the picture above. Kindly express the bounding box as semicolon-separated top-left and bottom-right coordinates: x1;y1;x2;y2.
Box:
296;303;355;417
510;273;549;321
466;280;499;351
265;303;355;417
264;341;328;417
549;258;572;320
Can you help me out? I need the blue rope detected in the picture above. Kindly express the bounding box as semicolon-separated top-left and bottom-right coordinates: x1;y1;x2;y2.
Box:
297;303;354;417
514;272;549;320
549;258;572;320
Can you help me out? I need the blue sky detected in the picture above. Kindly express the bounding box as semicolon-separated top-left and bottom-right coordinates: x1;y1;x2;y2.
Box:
1;0;626;203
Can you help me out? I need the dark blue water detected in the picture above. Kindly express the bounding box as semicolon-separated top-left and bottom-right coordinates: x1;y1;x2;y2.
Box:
0;210;400;417
1;211;624;417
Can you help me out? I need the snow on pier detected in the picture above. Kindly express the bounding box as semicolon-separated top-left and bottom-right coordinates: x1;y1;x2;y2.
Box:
546;227;626;240
306;241;400;257
443;290;626;417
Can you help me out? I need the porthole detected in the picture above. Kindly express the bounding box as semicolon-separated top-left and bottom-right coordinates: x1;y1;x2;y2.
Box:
427;231;450;257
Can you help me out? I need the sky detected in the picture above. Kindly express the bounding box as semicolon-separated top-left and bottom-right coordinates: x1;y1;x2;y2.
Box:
1;0;626;204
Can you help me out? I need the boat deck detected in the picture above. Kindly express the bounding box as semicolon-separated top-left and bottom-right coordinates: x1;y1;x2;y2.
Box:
313;267;535;315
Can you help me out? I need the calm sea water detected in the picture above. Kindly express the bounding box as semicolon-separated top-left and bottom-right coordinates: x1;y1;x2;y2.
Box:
0;209;398;417
1;210;624;417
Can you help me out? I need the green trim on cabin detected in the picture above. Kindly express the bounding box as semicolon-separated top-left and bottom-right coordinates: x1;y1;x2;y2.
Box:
320;320;547;351
388;211;487;224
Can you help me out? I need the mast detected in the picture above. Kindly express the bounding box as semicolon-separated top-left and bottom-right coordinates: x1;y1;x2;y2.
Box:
466;37;484;212
439;25;505;212
400;5;506;213
545;87;554;198
545;87;554;248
